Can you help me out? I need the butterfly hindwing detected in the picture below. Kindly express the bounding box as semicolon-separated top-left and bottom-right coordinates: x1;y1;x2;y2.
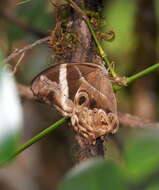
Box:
76;69;117;114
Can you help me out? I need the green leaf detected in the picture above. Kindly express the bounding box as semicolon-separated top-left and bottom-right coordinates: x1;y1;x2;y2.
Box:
104;0;135;53
0;51;23;164
124;135;159;183
59;158;127;190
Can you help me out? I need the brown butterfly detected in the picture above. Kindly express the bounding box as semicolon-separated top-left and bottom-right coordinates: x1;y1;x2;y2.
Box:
31;62;119;143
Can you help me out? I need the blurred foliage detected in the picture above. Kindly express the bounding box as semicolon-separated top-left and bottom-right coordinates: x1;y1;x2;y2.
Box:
16;0;52;29
7;0;52;43
103;0;135;53
124;135;159;182
0;51;23;164
59;134;159;189
59;158;127;190
102;0;136;74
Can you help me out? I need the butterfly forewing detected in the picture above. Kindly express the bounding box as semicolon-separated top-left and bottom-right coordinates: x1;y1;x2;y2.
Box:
31;63;103;102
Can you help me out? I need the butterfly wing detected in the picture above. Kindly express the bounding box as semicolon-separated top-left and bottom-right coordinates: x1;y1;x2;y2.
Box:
31;62;103;115
32;62;118;139
84;70;117;114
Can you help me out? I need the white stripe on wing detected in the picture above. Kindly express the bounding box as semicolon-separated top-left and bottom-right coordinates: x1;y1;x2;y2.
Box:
59;64;69;110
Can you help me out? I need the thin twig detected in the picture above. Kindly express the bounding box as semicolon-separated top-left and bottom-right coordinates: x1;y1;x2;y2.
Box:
49;0;59;7
113;63;159;91
5;36;50;62
17;0;31;5
0;12;48;38
126;63;159;84
119;112;159;129
12;52;25;74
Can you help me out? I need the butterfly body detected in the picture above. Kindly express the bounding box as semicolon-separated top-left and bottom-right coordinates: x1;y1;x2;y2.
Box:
31;62;119;143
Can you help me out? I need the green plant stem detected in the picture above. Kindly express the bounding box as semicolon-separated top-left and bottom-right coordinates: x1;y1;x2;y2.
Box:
127;63;159;83
113;63;159;91
17;0;31;5
85;20;117;77
66;0;117;77
0;117;69;166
